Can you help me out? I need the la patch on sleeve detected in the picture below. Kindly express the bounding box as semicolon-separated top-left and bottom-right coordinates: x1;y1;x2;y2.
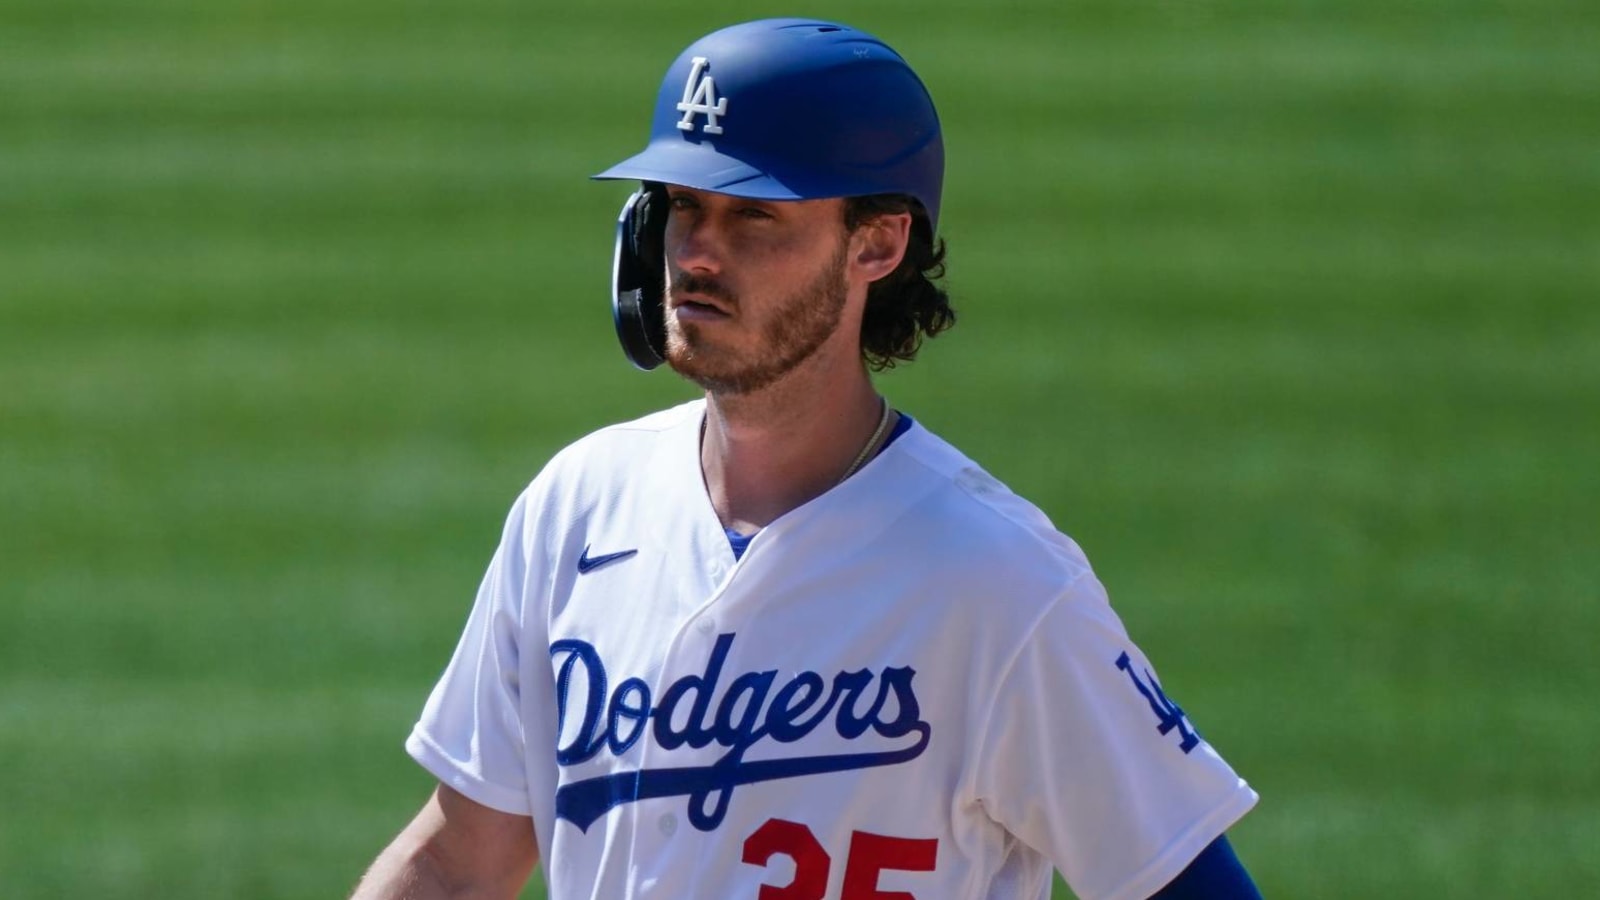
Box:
1116;651;1201;754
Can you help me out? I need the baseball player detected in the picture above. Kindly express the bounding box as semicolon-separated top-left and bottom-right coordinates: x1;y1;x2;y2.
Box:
352;18;1261;900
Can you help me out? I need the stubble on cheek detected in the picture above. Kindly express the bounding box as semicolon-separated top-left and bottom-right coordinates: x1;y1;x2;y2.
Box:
663;241;849;395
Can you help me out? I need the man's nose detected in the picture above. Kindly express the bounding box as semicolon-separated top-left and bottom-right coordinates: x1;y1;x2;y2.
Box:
668;213;724;275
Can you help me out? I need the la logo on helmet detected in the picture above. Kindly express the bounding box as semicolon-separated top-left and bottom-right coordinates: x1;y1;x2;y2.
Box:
676;57;727;135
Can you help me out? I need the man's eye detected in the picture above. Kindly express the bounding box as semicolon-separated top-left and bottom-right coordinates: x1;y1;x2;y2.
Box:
668;195;697;210
739;207;774;219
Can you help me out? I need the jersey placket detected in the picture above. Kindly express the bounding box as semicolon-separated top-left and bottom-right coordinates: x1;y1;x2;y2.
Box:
620;410;749;890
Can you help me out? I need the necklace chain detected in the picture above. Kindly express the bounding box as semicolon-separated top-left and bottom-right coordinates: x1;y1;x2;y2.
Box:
838;398;893;485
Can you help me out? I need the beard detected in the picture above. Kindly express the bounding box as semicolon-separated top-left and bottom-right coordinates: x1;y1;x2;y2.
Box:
663;240;849;395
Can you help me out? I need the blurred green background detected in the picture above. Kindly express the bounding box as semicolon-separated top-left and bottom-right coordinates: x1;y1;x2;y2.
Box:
3;0;1596;897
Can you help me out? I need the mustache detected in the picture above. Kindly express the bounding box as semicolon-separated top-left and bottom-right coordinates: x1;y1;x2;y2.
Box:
672;274;738;306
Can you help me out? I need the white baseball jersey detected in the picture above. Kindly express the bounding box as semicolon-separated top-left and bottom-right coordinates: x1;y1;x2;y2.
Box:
407;399;1256;900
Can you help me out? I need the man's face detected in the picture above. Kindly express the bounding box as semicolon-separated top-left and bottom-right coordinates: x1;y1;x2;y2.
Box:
660;187;853;395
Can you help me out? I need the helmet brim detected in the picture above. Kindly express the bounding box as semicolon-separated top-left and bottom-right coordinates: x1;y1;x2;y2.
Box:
592;138;811;201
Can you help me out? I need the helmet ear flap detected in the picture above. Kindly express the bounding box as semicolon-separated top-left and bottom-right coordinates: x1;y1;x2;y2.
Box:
611;183;669;370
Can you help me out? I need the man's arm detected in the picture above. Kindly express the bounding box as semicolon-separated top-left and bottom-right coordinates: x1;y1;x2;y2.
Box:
1148;834;1261;899
350;783;539;900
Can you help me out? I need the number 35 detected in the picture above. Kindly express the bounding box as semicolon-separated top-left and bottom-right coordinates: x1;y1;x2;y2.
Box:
741;818;938;900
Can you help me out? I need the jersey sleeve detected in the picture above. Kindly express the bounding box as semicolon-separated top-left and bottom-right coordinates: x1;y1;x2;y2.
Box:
405;492;537;816
973;573;1258;900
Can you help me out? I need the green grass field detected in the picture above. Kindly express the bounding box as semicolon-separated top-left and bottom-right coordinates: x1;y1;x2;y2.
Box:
3;0;1597;896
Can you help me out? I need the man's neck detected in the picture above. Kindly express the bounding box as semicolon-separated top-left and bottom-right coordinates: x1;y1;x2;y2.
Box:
700;359;886;534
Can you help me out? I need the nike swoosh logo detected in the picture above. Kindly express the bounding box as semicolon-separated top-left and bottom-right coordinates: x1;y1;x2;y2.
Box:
577;545;638;574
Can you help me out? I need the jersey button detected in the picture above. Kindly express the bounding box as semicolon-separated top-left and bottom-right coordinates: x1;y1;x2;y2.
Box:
696;617;716;636
658;812;677;836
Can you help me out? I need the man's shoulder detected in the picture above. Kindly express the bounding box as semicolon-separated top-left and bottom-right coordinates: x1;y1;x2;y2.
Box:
577;398;704;446
887;421;1095;588
508;400;700;515
542;399;701;473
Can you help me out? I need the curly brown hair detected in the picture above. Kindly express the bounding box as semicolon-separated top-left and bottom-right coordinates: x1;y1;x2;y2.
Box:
844;195;956;370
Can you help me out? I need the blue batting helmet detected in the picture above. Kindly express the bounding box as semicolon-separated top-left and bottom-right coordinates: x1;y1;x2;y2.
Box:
593;18;945;234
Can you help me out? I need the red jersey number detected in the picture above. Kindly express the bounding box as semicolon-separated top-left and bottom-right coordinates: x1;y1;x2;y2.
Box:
742;818;831;900
742;818;938;900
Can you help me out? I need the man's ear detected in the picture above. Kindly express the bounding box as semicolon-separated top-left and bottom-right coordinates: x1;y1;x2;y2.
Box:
850;211;912;284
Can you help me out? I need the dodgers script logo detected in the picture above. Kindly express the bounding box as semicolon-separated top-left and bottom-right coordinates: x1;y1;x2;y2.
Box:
550;633;931;832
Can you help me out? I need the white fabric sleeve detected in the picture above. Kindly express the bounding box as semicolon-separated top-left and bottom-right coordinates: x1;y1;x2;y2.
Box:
973;573;1257;900
405;494;536;816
